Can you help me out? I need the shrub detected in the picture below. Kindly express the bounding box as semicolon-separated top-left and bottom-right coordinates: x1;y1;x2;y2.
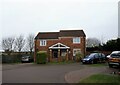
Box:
75;52;83;62
36;51;47;64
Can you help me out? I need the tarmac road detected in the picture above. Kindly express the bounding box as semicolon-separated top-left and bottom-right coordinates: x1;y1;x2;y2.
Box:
2;63;85;83
3;63;117;84
0;64;2;84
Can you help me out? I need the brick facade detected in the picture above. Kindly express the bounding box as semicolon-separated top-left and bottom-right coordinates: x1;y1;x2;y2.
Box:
34;30;86;62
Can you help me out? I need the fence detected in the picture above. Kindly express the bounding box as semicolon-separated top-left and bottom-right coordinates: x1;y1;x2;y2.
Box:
2;52;34;63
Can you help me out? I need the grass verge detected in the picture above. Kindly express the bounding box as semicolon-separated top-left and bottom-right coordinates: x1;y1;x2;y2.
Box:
80;74;120;84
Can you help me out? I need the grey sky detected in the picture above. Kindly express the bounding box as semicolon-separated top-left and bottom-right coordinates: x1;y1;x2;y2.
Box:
118;1;120;38
0;0;119;43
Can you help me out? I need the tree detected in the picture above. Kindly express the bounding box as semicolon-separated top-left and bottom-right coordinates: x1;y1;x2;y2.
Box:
86;38;101;47
116;38;120;50
26;34;34;53
2;37;15;52
101;38;120;51
14;35;25;52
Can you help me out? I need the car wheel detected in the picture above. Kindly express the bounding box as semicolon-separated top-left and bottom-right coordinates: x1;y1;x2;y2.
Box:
82;62;85;64
91;60;94;64
118;64;120;68
95;60;98;64
109;64;113;68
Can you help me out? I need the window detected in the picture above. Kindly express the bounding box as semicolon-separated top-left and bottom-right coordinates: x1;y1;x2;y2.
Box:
73;37;80;43
73;49;81;56
40;40;46;46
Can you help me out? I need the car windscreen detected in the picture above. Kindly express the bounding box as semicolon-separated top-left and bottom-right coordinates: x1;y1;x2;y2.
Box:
111;53;120;58
86;53;96;58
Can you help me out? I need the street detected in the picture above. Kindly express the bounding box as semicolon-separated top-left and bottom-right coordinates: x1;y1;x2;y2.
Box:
2;63;84;83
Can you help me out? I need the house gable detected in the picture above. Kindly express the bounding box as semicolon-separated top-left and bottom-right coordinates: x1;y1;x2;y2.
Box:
49;43;70;49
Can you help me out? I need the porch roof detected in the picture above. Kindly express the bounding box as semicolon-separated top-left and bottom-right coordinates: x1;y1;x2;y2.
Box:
49;43;70;49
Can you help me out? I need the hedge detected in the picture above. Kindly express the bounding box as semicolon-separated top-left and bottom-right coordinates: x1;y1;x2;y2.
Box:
2;54;33;63
36;51;47;64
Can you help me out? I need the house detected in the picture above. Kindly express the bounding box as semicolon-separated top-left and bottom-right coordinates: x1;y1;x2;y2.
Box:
34;30;86;62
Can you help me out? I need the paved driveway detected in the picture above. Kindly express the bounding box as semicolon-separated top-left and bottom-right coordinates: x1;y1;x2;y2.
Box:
2;63;85;83
0;64;2;84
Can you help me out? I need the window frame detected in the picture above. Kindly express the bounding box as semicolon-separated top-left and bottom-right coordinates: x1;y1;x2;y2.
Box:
73;37;81;44
40;40;47;46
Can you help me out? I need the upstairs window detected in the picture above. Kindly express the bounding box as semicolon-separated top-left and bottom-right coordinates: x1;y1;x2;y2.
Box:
73;37;80;43
40;40;46;46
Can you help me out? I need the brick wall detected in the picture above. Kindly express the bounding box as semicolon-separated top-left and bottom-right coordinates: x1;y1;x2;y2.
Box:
34;37;86;61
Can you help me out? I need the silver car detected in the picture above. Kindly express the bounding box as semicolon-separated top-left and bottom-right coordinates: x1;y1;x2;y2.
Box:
107;51;120;59
21;56;33;63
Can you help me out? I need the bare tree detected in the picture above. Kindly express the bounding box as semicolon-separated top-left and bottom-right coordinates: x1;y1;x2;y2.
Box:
86;38;101;47
14;35;25;52
2;37;15;51
26;34;34;53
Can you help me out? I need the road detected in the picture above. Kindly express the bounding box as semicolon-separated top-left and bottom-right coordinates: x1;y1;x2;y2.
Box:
0;64;2;84
2;63;85;83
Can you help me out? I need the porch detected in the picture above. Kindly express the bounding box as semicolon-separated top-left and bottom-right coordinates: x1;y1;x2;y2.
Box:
49;43;70;62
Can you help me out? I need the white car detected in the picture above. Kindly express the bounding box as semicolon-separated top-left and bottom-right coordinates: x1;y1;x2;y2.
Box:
21;56;33;63
107;51;120;59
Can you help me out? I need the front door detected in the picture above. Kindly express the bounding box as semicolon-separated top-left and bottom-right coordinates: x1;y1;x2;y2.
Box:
53;50;58;58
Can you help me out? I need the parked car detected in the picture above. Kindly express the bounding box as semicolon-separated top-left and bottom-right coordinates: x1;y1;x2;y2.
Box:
21;56;33;63
108;52;120;68
107;51;120;59
81;53;106;64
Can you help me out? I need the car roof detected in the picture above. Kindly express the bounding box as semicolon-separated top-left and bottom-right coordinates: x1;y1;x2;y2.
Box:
111;51;120;54
90;53;100;55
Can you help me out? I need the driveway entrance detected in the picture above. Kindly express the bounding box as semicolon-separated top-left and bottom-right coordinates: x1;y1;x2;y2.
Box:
2;63;84;83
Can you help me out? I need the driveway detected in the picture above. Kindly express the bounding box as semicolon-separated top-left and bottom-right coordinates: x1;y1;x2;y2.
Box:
2;63;85;83
0;64;2;84
2;63;118;83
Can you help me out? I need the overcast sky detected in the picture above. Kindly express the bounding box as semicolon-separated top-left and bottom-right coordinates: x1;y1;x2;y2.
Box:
0;0;119;44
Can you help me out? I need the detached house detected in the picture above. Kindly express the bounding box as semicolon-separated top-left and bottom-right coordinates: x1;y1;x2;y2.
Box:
34;30;86;62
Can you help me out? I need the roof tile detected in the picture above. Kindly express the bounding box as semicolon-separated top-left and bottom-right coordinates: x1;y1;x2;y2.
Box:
35;30;86;39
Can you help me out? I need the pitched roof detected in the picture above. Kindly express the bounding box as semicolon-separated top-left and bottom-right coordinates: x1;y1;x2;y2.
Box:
59;30;86;37
35;32;59;39
35;30;86;39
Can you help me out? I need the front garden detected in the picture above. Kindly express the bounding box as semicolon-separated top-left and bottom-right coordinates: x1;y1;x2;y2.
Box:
80;74;120;84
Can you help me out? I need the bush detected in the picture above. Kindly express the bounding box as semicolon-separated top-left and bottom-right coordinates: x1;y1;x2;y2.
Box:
75;52;83;62
36;51;47;64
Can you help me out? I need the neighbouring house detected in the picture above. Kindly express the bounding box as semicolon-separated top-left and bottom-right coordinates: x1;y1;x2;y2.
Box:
34;30;86;62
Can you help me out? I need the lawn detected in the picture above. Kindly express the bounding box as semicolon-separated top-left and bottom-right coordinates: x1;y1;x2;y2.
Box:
80;74;120;84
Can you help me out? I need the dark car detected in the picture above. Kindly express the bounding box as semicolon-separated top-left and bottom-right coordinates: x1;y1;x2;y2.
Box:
81;53;106;64
21;56;33;63
108;53;120;68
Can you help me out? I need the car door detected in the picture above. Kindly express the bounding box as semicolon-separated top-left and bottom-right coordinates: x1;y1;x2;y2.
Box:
94;53;99;63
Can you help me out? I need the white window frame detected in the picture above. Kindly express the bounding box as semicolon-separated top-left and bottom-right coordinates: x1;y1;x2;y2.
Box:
73;37;80;44
73;49;81;56
40;40;46;46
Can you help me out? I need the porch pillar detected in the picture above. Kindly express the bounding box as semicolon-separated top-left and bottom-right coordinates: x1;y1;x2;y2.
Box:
58;49;61;62
49;49;52;62
66;49;69;61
